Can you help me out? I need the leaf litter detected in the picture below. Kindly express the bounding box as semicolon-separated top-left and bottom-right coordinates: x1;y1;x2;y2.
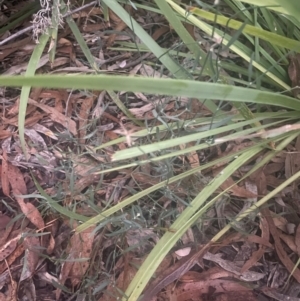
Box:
1;1;300;301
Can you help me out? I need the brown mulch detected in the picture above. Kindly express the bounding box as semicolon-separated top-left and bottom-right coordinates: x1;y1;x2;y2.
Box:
1;1;300;300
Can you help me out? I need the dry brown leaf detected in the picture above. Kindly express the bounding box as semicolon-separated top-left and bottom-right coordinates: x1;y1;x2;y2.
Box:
229;180;258;197
262;207;300;283
141;245;210;301
218;175;257;198
28;98;77;136
24;128;47;149
210;291;258;301
20;236;41;282
152;25;170;40
57;38;76;62
72;6;103;19
69;228;95;286
54;94;64;113
69;174;100;196
99;255;138;301
295;224;300;256
117;253;137;292
129;102;154;118
98;253;155;301
78;97;95;145
241;214;269;273
203;252;264;281
107;9;128;47
0;225;14;255
1;150;10;196
238;173;269;273
6;278;18;301
0;234;21;262
179;142;200;170
0;214;11;230
3;54;49;75
256;171;267;195
72;154;99;176
139;64;168;78
14;191;44;230
179;266;240;283
266;174;285;188
3;110;45;128
0;243;25;274
56;254;74;301
7;164;27;195
261;286;299;301
56;226;95;300
279;232;297;253
0;37;31;60
186;150;200;169
0;127;12;140
264;162;285;175
21;278;37;301
213;232;273;255
268;210;288;232
46;235;56;255
40;216;58;254
7;98;25;116
31;123;58;140
175;279;251;301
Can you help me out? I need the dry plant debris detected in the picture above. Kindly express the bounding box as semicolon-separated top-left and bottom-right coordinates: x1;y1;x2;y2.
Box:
1;0;300;301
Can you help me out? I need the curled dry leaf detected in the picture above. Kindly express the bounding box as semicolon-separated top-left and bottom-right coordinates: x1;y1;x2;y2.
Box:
203;252;265;281
28;98;77;136
1;150;9;197
69;227;96;286
99;254;139;301
32;123;58;140
56;226;95;300
215;232;273;254
20;236;41;282
56;254;74;301
295;224;300;256
261;286;300;301
179;266;241;283
241;214;269;273
3;54;49;75
0;214;11;230
78;97;95;146
279;232;297;253
21;278;37;301
8;164;27;195
46;235;55;255
14;191;45;230
219;176;257;198
208;291;258;301
238;174;268;274
106;8;128;47
139;64;168;79
175;279;251;301
262;207;300;283
0;243;25;275
0;234;21;262
6;278;18;301
24;128;47;149
41;217;58;255
141;246;210;301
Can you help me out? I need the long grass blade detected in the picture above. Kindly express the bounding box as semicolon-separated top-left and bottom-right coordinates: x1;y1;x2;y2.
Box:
18;34;49;157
